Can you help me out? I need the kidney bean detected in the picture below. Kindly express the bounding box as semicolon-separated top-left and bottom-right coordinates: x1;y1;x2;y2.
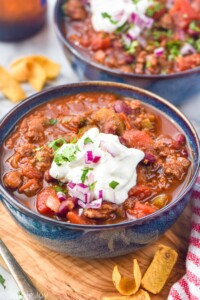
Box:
144;153;156;164
113;100;132;115
57;198;77;217
175;133;186;145
44;170;55;182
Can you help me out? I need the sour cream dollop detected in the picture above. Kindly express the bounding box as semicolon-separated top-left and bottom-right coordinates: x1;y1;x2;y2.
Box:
90;0;153;34
50;128;144;205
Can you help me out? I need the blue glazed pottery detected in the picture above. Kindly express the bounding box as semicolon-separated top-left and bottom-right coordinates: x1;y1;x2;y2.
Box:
0;82;199;258
54;0;200;105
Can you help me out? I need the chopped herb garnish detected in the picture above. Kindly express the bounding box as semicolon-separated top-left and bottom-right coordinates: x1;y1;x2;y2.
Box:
146;4;162;17
101;12;118;25
146;61;152;68
196;39;200;52
47;138;66;151
167;40;181;59
70;137;77;144
54;185;67;193
49;119;58;125
127;40;139;54
115;22;129;34
0;274;6;289
54;144;77;166
132;0;140;4
189;21;200;33
81;167;93;183
88;181;97;191
84;137;93;145
75;145;80;152
109;180;119;189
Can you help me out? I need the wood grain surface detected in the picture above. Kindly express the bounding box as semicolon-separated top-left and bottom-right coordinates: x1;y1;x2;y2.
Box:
0;202;192;300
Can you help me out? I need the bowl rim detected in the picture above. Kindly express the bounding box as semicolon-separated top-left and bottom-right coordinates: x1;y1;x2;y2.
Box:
0;81;199;230
54;0;200;80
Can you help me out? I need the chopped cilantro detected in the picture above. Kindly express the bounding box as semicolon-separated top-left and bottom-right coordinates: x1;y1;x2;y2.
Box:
146;61;152;68
54;144;77;166
196;39;200;52
81;167;93;183
189;21;200;33
127;41;139;54
0;274;6;289
54;185;67;193
132;0;140;3
167;40;181;59
70;137;77;144
109;181;119;189
88;181;97;191
84;137;93;145
101;12;118;25
75;145;80;152
115;22;129;34
47;138;66;151
49;119;58;125
146;3;162;17
187;37;196;46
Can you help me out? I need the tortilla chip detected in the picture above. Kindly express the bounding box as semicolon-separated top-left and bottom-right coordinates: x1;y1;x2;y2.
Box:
102;289;151;300
10;60;29;82
11;55;60;80
0;66;26;102
27;61;46;91
112;260;141;296
141;245;178;294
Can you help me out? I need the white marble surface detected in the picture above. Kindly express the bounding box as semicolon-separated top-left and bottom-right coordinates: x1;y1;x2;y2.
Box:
0;0;199;299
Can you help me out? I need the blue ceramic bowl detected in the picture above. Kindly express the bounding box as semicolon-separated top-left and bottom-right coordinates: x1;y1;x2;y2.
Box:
0;82;199;258
54;0;200;105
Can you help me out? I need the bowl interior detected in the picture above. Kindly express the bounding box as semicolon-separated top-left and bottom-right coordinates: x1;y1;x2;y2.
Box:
54;0;200;80
0;82;199;228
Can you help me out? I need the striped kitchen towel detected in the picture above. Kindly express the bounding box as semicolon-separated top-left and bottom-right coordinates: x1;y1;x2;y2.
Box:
168;175;200;300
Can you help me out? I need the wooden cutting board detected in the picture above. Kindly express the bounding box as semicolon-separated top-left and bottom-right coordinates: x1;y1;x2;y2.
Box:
0;202;192;300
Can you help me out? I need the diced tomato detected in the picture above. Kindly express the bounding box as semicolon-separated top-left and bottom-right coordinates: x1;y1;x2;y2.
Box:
128;185;152;200
170;0;199;28
122;129;153;151
37;187;60;215
91;33;111;51
67;211;87;224
176;54;200;71
127;201;157;219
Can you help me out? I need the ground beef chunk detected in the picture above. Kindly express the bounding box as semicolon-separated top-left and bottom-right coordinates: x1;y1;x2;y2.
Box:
4;171;22;189
84;201;118;219
164;156;191;180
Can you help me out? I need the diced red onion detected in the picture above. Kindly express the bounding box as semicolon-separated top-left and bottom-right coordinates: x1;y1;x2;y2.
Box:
93;156;101;163
154;47;164;57
99;190;103;199
78;200;86;208
122;34;131;48
180;43;196;56
70;190;85;202
78;208;84;216
85;150;93;164
114;9;125;21
137;36;147;48
57;192;67;202
129;13;154;30
57;200;69;216
67;182;76;190
178;29;185;41
87;198;102;209
77;183;89;194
